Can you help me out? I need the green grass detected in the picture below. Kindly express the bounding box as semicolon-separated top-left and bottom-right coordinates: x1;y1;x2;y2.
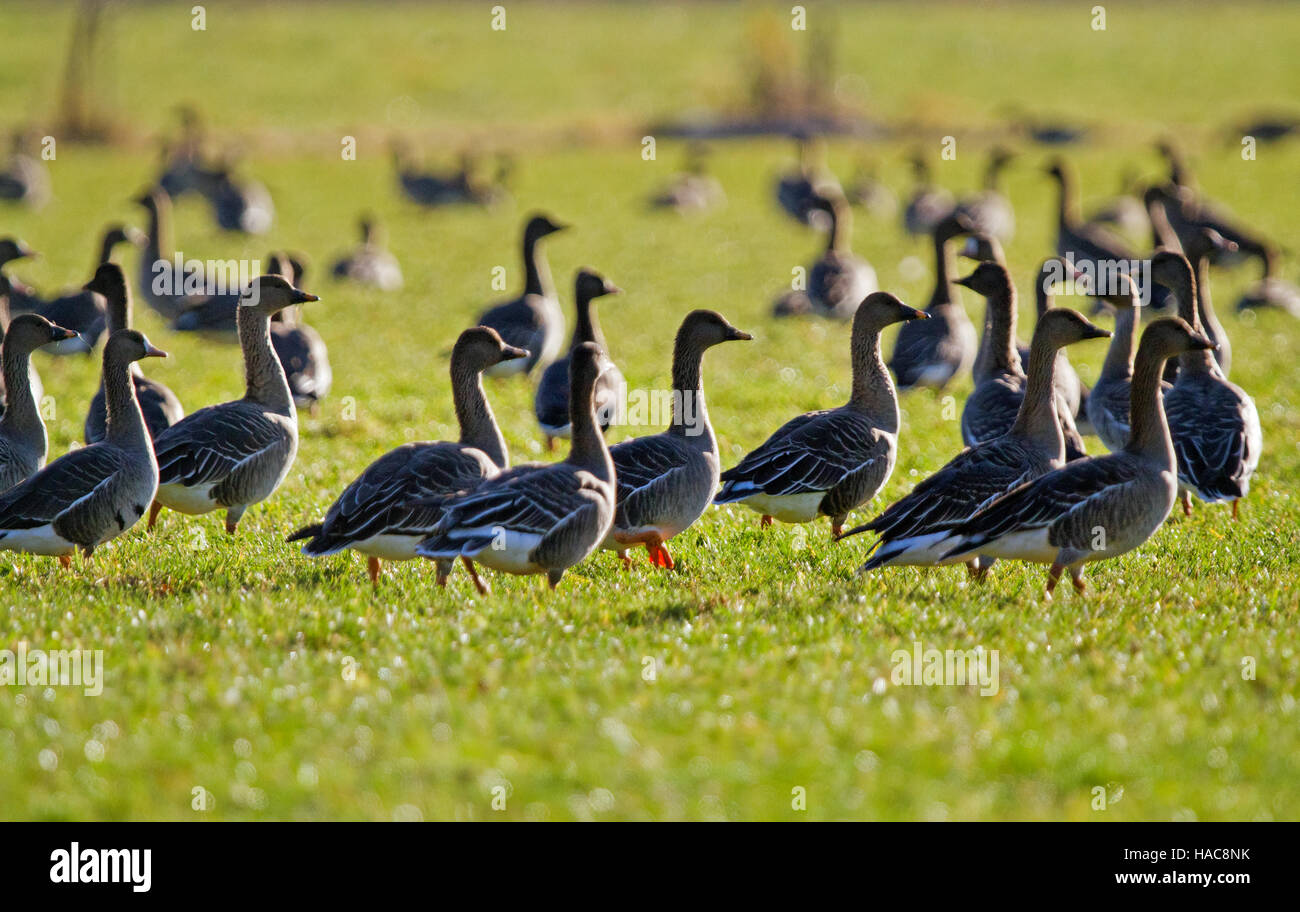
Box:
0;1;1298;820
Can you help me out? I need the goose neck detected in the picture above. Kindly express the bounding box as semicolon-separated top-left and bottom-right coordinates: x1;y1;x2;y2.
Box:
0;343;41;440
522;233;553;298
1125;346;1176;465
1100;306;1138;381
667;336;714;445
239;306;295;416
451;362;508;469
849;327;898;432
1009;334;1065;455
566;375;615;481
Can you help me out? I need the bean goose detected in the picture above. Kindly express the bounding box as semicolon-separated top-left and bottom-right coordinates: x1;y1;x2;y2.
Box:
193;164;274;235
268;253;332;413
1145;182;1269;271
149;275;318;534
0;330;167;566
393;144;505;208
330;216;403;290
959;261;1088;459
535;269;623;448
135;188;235;325
902;151;955;237
1153;251;1262;518
888;212;977;391
0;274;44;414
954;146;1015;243
715;293;926;536
0;315;80;491
845;159;898;220
416;341;616;591
772;194;878;320
650;144;725;214
842;308;1110;572
288;327;528;587
83;263;185;444
0;134;50;209
933;318;1215;597
1085;274;1158;454
1175;228;1234;379
602;310;751;567
475;214;567;377
1236;248;1300;317
776;135;843;227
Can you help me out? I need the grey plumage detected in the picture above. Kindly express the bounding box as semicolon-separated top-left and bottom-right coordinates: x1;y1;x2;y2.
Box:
0;315;80;491
534;269;623;443
889;213;976;390
476;214;567;377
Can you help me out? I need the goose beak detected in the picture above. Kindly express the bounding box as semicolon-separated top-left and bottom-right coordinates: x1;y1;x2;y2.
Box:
953;274;977;289
144;342;169;358
52;327;80;342
904;306;930;321
728;328;754;341
502;345;530;362
293;290;319;304
604;283;623;296
1085;326;1113;340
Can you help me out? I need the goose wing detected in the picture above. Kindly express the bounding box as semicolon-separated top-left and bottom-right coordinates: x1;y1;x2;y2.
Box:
717;409;887;500
0;445;129;532
154;402;290;488
1166;379;1260;501
610;434;694;528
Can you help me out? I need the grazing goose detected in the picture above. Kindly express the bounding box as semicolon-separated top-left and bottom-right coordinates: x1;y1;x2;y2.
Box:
602;310;751;568
902;151;955;237
288;327;528;587
888;212;977;391
715;293;926;536
933;318;1215;597
267;253;332;413
0;134;51;209
954;146;1015;242
650;144;725;214
776;135;843;227
843;308;1111;572
845;159;898;219
772;194;878;319
83;263;185;444
475;214;567;377
534;269;623;448
393;144;503;208
330;216;403;290
1146;180;1270;271
0;315;79;491
1237;248;1300;317
193;163;274;235
959;261;1088;460
0;330;167;566
0;275;44;415
416;342;616;591
149;275;318;534
1153;251;1261;518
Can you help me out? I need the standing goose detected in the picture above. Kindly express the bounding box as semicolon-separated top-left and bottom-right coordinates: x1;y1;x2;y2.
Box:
933;318;1215;597
330;216;403;290
1085;274;1156;453
650;144;725;214
602;310;751;568
193;163;274;235
0;133;50;209
1153;251;1262;518
0;315;80;491
954;146;1016;243
0;330;167;566
416;342;616;591
776;135;843;227
959;261;1088;459
534;269;623;448
268;253;332;413
715;293;926;536
8;223;145;326
135;188;193;321
288;327;528;587
902;151;956;237
83;263;185;443
1046;158;1139;268
842;308;1111;572
1237;247;1300;318
772;194;878;320
475;214;567;377
148;275;318;534
0;273;45;414
888;212;977;391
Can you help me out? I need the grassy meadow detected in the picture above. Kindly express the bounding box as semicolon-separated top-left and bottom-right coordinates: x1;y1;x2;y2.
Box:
0;1;1297;820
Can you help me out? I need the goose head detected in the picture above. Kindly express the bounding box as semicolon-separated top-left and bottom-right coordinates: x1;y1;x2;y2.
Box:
102;224;147;253
678;309;752;349
1184;226;1238;261
1089;271;1140;311
954;261;1013;297
0;237;37;266
854;292;928;334
241;274;318;315
1151;250;1196;292
1033;308;1111;352
104;328;169;365
454;325;529;374
4;313;81;355
524;213;568;242
84;262;130;306
575;268;621;305
1138;317;1215;364
1043;157;1069;183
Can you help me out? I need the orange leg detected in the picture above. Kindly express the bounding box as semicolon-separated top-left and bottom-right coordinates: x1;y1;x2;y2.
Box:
147;501;162;531
367;556;382;587
645;540;676;570
1232;499;1240;521
1180;490;1192;517
59;554;72;570
225;516;239;535
462;556;490;595
760;515;773;529
1071;566;1087;594
1045;563;1064;600
832;520;843;538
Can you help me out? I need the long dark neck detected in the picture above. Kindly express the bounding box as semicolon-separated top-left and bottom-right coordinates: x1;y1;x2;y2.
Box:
1034;272;1052;319
1054;173;1079;229
929;231;956;310
1126;347;1175;464
566;373;614;481
1100;305;1138;380
826;202;850;255
522;232;552;298
104;352;152;451
849;326;898;431
0;342;41;441
101;284;142;380
982;281;1022;376
668;335;713;444
1009;333;1065;455
145;201;171;261
1167;265;1215;376
451;362;507;468
570;295;604;350
1194;253;1226;372
98;234;119;267
239;306;295;416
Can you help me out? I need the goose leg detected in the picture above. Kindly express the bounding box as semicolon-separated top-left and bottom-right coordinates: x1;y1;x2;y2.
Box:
1232;499;1240;520
1045;563;1065;599
435;559;452;587
462;557;490;595
1070;566;1087;594
367;556;382;587
1180;490;1192;516
965;560;990;582
59;554;72;570
546;568;563;590
545;436;555;452
147;501;162;530
617;549;633;569
831;518;844;538
645;538;675;570
224;506;246;535
760;515;773;529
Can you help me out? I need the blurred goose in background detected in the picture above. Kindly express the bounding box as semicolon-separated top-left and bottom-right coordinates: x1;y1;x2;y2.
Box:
193;160;274;234
1084;167;1149;242
268;253;331;413
0;315;79;491
330;216;403;290
1087;273;1163;455
476;213;567;377
958;261;1087;460
650;143;725;214
1236;248;1300;317
393;143;504;208
843;308;1110;573
83;263;185;444
0;274;44;415
902;150;955;237
136;188;200;321
289;327;528;587
1231;114;1300;144
776;134;843;227
1046;157;1139;267
1177;228;1235;378
716;293;926;537
772;193;877;319
1154;251;1261;518
0;330;167;566
602;310;751;568
954;146;1015;242
417;342;616;592
155;105;207;198
845;158;898;219
149;275;317;534
933;318;1213;596
0;133;51;209
889;212;976;391
534;269;623;449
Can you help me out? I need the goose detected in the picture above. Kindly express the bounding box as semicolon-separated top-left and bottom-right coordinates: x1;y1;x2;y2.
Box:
0;315;80;491
1231;115;1300;144
148;275;317;534
1084;167;1149;242
0;133;51;209
650;144;725;214
416;341;616;591
83;263;185;444
288;326;528;587
0;274;44;414
932;317;1215;597
156;105;207;198
842;308;1111;573
1086;273;1154;454
1236;248;1300;317
534;269;623;449
902;151;955;237
715;292;926;536
954;146;1015;242
475;213;567;377
1046;157;1139;268
1146;150;1271;270
1176;227;1234;378
602;310;751;568
330;216;403;290
888;212;976;391
776;135;843;227
0;330;167;566
772;193;878;319
845;159;898;220
393;144;504;208
1153;250;1261;518
959;261;1088;460
193;163;274;235
267;253;331;413
136;188;199;321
